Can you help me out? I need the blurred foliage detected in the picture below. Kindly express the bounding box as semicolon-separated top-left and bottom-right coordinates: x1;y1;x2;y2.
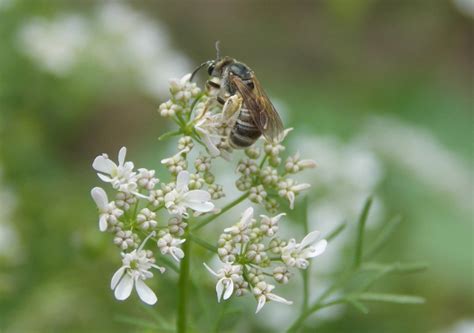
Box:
0;0;472;332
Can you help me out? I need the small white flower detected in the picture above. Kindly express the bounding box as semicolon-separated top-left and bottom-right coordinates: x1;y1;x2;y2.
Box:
203;262;243;302
157;233;185;262
253;281;293;313
224;207;254;243
178;136;194;153
260;213;285;237
285;152;317;173
91;187;123;232
111;232;165;305
161;152;187;175
278;179;311;209
164;171;214;217
193;104;223;157
281;230;327;269
92;147;137;193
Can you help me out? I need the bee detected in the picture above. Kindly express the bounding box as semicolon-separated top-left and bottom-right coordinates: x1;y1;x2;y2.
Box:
191;42;284;149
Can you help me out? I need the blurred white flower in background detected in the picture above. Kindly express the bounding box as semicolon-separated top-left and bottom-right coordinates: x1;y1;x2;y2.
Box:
17;2;189;97
359;116;473;214
453;0;474;18
435;318;474;333
17;15;89;75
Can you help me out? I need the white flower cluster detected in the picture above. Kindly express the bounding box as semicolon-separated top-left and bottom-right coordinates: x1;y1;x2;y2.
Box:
159;73;316;212
237;134;316;211
205;207;327;313
91;146;215;304
92;70;326;315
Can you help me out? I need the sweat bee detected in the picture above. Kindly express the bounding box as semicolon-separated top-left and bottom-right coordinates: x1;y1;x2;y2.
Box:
191;42;284;149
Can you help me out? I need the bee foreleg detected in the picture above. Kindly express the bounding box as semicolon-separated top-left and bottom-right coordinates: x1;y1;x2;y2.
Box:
222;95;242;127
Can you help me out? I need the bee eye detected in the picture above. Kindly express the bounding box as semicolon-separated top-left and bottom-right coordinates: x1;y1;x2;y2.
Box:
207;64;215;75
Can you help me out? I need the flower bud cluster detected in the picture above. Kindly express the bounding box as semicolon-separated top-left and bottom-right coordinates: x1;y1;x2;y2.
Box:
206;207;327;313
234;128;316;211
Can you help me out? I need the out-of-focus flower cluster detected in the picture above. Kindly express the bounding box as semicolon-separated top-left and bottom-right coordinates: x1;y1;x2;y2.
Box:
205;207;327;313
17;2;189;97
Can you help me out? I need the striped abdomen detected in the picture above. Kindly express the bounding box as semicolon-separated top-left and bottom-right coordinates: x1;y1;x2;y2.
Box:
229;107;262;148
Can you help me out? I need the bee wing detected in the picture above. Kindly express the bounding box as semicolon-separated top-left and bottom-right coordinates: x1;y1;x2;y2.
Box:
230;74;284;142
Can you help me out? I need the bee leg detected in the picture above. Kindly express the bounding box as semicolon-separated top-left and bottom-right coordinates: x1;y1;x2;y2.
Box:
222;95;242;127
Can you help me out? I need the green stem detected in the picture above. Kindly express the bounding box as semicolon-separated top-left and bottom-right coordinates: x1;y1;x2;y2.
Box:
192;192;249;231
301;197;310;313
177;234;191;333
287;299;347;332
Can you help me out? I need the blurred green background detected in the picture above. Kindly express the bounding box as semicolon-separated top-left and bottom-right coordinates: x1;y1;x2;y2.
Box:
0;1;472;332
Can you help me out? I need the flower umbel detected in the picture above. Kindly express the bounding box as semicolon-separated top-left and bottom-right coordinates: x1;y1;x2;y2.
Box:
205;207;327;313
111;232;165;305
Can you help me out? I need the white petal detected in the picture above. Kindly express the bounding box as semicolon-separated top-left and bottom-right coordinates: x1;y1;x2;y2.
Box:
287;192;295;210
114;274;134;301
292;183;311;192
97;173;113;183
91;187;108;210
256;295;266;313
110;266;127;289
135;279;157;305
99;215;108;232
181;73;192;83
305;239;328;258
241;207;254;225
200;133;220;156
118;147;127;166
203;262;219;277
184;190;211;202
171;248;184;262
185;200;214;212
300;231;321;248
222;279;234;300
216;278;224;302
92;156;115;174
267;293;293;305
183;191;214;212
176;171;190;191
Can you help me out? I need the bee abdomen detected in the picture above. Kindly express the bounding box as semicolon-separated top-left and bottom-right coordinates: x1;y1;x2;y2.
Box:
229;109;261;149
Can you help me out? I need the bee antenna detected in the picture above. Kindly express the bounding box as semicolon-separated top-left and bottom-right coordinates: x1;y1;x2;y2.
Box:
190;61;212;81
215;40;221;60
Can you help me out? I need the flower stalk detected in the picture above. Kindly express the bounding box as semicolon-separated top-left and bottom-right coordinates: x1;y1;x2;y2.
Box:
177;232;191;333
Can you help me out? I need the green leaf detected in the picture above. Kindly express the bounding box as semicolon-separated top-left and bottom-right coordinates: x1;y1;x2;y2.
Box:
364;215;401;260
158;129;182;141
354;197;373;269
325;221;347;242
356;292;425;304
362;262;429;274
